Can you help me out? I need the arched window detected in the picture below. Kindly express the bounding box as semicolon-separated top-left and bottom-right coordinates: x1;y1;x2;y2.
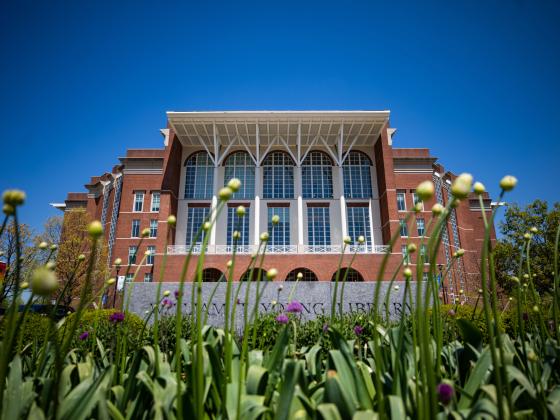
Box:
184;152;214;199
224;152;255;199
330;268;364;282
202;268;224;282
343;151;372;198
285;268;318;282
240;268;267;282
262;151;294;199
302;151;333;199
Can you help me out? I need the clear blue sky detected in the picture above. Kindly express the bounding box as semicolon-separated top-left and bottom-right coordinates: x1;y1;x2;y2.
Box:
1;0;559;233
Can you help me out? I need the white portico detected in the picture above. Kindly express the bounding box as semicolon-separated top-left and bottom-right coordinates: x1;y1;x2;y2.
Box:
166;111;390;255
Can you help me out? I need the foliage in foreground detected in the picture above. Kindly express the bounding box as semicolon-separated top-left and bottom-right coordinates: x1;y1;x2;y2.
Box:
0;175;560;419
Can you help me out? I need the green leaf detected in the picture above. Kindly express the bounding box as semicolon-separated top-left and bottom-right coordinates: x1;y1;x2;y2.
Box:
458;349;491;409
246;365;269;395
507;365;536;399
2;355;35;420
388;395;405;420
274;360;302;420
456;318;483;349
317;403;343;420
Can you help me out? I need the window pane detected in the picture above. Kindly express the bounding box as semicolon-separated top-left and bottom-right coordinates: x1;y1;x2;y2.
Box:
131;220;140;237
151;192;160;212
263;152;294;199
150;219;158;238
146;246;155;265
307;207;331;245
399;219;408;237
346;206;371;245
343;152;372;198
227;206;250;246
128;246;137;264
417;218;425;236
184;152;214;199
224;152;255;199
268;207;290;245
401;245;410;264
302;152;333;199
134;192;144;212
144;273;153;283
186;207;209;245
396;191;406;211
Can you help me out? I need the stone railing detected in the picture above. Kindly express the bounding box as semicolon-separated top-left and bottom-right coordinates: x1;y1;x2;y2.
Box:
167;244;390;255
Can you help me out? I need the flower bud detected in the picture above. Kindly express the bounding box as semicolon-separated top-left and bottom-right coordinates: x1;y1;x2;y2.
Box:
473;182;485;195
403;267;412;279
106;278;116;285
218;187;233;201
78;254;86;261
451;173;473;199
511;276;519;284
3;204;14;215
88;221;103;238
203;222;211;231
227;178;242;192
407;243;417;254
508;297;513;301
266;268;278;280
499;175;517;192
114;258;122;267
532;305;539;313
2;189;26;206
20;282;29;289
523;273;529;279
167;215;177;226
357;235;365;244
141;228;150;238
297;272;303;280
226;260;233;268
46;261;55;270
236;205;246;217
459;289;464;294
530;227;538;234
260;232;269;242
50;244;57;251
432;203;444;216
233;231;241;240
278;284;284;291
31;267;59;296
271;215;280;225
478;288;483;294
413;203;423;213
455;248;465;257
416;181;434;201
394;285;400;291
523;233;532;240
343;236;352;245
38;242;48;250
163;290;171;297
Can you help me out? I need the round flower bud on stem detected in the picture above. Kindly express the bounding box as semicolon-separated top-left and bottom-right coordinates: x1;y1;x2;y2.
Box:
530;227;538;234
266;268;278;280
106;278;116;285
21;282;29;289
455;248;465;257
88;221;103;238
407;243;417;254
163;290;171;297
38;242;48;250
78;254;86;261
2;190;26;206
46;261;56;270
226;260;233;268
114;258;122;268
31;267;59;296
167;215;177;227
451;173;473;199
203;222;211;231
141;228;150;238
403;267;413;279
432;203;444;216
473;182;485;195
3;204;14;215
260;232;269;242
413;203;423;213
271;215;280;225
499;175;517;192
297;272;303;280
416;181;434;201
236;205;246;217
233;230;241;240
218;187;233;201
50;244;57;251
343;236;352;245
357;235;365;244
227;178;242;192
523;233;532;240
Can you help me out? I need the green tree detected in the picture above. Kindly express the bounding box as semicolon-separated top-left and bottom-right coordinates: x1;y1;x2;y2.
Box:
494;199;560;294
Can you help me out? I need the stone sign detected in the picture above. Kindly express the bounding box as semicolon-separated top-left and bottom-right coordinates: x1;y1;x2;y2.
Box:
125;281;420;328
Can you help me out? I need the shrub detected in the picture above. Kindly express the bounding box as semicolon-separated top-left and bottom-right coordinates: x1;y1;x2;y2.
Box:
61;309;145;352
0;313;50;351
148;315;195;355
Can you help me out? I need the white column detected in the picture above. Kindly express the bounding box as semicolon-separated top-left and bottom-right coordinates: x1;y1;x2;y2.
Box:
368;199;375;247
254;166;261;244
294;166;304;247
338;166;348;241
209;166;219;249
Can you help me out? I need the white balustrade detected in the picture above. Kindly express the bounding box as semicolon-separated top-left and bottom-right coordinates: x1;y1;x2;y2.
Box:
167;243;389;255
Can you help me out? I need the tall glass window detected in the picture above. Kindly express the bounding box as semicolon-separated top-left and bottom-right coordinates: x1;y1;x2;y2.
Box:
151;192;160;212
146;245;155;265
150;219;158;238
412;191;424;211
224;152;255;199
268;207;290;245
186;207;209;245
417;218;425;237
144;273;153;283
399;219;408;237
396;190;406;211
128;246;137;265
346;206;371;245
343;151;372;198
131;219;140;238
302;152;333;198
307;206;331;245
133;192;144;212
227;206;250;246
184;152;214;199
401;245;410;264
262;152;294;198
420;244;429;263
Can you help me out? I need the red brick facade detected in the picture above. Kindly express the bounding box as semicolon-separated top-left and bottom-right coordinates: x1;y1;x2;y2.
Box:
59;112;493;303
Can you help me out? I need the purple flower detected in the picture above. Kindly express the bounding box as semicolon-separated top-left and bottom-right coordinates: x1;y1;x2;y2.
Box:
522;312;529;321
161;298;173;308
323;323;329;333
276;314;289;324
447;309;456;317
79;331;89;340
354;325;364;336
436;382;454;405
174;290;181;299
286;300;303;313
109;312;125;323
236;298;242;305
